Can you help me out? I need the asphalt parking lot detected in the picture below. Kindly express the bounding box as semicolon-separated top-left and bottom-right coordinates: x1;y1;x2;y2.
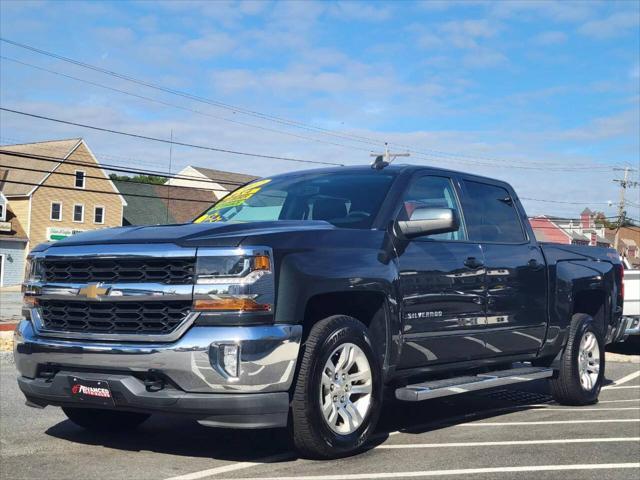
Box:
1;353;638;480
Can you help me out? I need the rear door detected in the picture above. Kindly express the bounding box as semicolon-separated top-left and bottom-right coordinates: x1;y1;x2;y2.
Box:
460;179;547;355
395;174;488;368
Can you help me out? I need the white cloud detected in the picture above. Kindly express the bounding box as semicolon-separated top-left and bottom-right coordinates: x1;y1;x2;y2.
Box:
462;48;507;68
440;19;497;49
490;0;597;23
579;12;640;39
182;32;237;59
532;30;567;46
328;2;393;22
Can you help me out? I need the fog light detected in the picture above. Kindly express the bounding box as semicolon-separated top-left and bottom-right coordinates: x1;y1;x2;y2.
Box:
221;344;240;378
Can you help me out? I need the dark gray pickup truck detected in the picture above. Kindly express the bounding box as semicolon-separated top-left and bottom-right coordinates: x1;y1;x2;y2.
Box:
15;164;625;458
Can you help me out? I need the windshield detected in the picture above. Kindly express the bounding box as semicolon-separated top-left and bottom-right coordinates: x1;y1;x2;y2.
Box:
194;171;396;229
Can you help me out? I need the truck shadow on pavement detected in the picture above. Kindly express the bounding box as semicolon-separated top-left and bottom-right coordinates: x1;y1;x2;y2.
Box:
43;379;602;462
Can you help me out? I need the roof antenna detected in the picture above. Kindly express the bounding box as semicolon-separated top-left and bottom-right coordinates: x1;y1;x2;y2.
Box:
370;142;410;170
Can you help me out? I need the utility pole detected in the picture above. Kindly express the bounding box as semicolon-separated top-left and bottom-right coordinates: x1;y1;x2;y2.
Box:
612;166;639;252
166;129;174;224
370;142;410;169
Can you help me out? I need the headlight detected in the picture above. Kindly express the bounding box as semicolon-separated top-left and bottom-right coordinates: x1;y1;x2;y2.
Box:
193;248;275;322
24;256;44;283
23;256;44;311
195;254;270;282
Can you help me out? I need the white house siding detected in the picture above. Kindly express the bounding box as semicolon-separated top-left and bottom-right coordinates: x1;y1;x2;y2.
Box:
166;166;228;198
0;240;27;286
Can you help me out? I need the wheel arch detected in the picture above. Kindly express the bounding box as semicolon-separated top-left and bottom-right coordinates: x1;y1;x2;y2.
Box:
302;290;394;381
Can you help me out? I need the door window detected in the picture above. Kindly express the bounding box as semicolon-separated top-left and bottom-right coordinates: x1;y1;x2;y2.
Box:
399;176;465;241
462;180;526;243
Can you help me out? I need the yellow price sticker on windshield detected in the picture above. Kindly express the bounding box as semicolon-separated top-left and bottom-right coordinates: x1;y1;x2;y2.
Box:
195;179;271;223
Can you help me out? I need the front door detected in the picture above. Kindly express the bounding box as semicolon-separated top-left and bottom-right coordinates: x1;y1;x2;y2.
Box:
460;179;547;355
395;175;488;368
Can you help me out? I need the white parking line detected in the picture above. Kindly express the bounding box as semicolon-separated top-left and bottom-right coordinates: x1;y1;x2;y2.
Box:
603;385;640;390
386;403;638;436
542;407;638;411
234;463;640;479
376;437;640;449
611;370;640;386
597;398;640;403
458;419;640;426
163;453;293;480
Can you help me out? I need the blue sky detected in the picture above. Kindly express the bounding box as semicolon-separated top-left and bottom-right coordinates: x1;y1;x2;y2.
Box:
1;0;639;218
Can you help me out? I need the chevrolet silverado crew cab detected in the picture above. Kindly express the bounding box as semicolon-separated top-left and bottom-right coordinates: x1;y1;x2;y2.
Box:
15;164;625;458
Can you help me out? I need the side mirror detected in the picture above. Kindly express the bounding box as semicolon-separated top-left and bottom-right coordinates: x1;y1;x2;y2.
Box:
396;207;459;239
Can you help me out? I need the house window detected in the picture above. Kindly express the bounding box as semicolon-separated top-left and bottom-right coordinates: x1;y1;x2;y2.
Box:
75;170;86;189
0;203;5;222
73;204;84;223
50;202;62;221
94;206;105;224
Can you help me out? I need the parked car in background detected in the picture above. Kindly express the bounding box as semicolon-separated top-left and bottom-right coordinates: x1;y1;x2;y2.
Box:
620;258;639;344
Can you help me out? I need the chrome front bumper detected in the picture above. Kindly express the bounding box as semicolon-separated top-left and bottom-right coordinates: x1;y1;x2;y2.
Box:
14;320;302;394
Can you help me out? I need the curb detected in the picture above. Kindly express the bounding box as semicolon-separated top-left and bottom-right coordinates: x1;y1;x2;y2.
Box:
0;322;18;332
0;330;13;352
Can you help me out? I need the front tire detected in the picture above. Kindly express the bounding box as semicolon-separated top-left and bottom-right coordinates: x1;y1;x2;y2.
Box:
550;313;605;405
63;407;150;432
290;315;382;459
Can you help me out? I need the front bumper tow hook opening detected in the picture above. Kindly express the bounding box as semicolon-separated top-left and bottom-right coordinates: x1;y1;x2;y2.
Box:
144;372;165;392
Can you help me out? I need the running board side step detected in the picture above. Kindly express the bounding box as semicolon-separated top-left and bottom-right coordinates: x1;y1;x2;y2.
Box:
395;366;553;402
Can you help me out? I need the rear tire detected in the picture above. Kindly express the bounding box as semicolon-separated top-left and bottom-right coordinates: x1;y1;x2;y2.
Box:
63;407;150;432
290;315;382;459
550;313;605;406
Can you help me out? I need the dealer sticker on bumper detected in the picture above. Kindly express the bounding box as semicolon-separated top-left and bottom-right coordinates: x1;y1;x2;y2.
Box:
69;377;114;406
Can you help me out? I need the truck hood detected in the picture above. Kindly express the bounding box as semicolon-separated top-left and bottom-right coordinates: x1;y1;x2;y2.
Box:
41;221;336;249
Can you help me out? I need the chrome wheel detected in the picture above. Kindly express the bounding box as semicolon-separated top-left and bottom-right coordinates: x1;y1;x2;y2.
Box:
578;331;600;391
320;342;373;435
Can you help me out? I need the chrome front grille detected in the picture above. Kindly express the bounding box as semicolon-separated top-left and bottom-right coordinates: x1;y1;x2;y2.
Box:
39;300;192;335
42;258;195;285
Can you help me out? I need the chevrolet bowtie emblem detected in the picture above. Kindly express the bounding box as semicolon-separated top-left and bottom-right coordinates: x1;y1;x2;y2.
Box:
78;283;109;299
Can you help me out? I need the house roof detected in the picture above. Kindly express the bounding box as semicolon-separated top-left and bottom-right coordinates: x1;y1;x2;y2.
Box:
157;184;217;223
529;217;572;243
0;200;28;241
620;238;637;248
581;207;593;215
190;166;258;191
0;139;81;196
604;226;640;247
114;180;216;225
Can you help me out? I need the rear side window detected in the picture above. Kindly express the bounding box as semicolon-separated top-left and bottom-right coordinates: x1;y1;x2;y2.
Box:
462;180;526;243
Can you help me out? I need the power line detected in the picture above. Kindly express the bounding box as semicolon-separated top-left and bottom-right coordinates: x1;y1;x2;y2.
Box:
0;55;376;155
1;149;621;209
0;161;230;194
0;107;344;166
0;149;249;187
520;197;612;206
0;178;218;205
0;37;388;150
0;37;625;172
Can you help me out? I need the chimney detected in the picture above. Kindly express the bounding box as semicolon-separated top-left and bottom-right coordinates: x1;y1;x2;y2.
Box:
580;208;593;230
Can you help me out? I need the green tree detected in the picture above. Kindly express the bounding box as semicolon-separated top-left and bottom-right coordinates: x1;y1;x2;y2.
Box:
109;173;167;185
593;211;615;228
